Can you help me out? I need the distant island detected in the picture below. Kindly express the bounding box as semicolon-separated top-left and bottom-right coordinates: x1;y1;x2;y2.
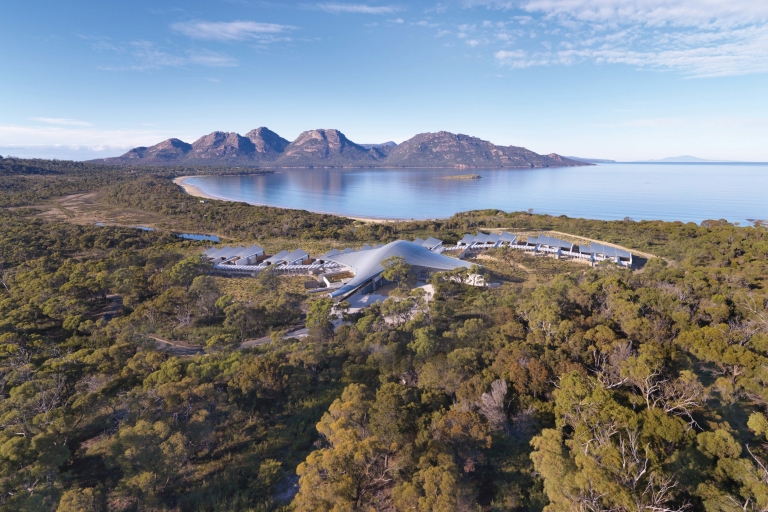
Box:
645;155;717;163
566;155;754;164
91;128;589;170
444;174;482;180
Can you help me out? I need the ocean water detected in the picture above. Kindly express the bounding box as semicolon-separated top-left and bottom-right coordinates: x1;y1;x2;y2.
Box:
183;163;768;225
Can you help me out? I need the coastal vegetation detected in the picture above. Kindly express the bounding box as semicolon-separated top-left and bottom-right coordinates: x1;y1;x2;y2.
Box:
1;157;768;511
0;156;269;208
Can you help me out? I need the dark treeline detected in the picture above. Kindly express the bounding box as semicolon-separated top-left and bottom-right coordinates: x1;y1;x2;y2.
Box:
0;155;269;177
107;177;357;242
0;156;269;208
1;158;768;511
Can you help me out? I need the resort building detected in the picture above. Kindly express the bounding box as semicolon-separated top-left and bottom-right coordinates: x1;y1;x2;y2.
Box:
455;232;518;249
264;249;310;266
317;248;342;263
203;245;316;275
203;245;265;266
578;242;633;266
317;245;386;263
524;235;633;266
526;234;574;251
453;231;635;267
321;240;473;299
200;231;634;298
412;237;444;251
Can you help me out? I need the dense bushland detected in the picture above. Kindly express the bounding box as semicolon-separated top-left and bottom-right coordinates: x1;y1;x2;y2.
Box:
1;158;767;511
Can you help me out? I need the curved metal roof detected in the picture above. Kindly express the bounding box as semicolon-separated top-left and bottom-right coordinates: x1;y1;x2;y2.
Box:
325;240;472;298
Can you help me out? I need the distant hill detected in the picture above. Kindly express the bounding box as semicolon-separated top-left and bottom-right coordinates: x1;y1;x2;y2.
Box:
245;127;290;156
93;128;588;169
565;156;617;164
278;129;386;167
645;155;717;163
383;131;579;168
120;138;192;162
359;141;397;149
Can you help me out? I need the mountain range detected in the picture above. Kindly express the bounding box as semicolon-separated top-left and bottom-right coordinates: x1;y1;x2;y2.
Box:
93;128;588;169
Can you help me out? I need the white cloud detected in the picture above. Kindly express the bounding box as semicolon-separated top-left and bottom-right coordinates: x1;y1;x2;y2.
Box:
460;0;768;76
388;18;405;23
186;49;239;67
31;117;93;127
494;30;768;76
495;49;541;67
170;20;295;41
519;0;768;29
316;3;401;14
465;0;768;24
462;0;515;9
425;3;449;14
99;41;237;71
495;49;526;60
0;124;183;151
0;145;133;160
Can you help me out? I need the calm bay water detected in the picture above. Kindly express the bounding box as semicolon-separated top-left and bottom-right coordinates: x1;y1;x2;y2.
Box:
184;163;768;225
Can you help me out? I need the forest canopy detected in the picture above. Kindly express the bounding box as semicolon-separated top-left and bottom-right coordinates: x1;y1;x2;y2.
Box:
1;157;767;511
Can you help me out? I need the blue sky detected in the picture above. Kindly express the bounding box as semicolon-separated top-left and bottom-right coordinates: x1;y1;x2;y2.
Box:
1;0;767;161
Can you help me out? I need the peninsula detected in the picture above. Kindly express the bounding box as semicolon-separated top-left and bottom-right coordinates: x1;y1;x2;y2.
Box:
91;128;588;169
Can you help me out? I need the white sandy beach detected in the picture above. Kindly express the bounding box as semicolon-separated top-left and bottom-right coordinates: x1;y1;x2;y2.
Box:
172;176;222;201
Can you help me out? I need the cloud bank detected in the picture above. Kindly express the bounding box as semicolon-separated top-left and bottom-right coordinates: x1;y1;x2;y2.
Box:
31;118;93;127
170;20;295;42
460;0;768;76
0;124;184;159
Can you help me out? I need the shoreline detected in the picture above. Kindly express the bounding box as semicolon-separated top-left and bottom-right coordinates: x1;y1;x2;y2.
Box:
170;177;652;259
173;175;765;228
172;176;221;201
172;175;405;223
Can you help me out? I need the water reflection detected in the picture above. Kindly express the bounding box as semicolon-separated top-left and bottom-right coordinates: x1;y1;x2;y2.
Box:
184;164;768;224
